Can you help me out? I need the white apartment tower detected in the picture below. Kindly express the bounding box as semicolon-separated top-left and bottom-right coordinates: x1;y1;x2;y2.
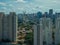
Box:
33;17;52;45
33;18;44;45
39;18;44;45
55;17;60;45
33;24;38;45
43;18;52;45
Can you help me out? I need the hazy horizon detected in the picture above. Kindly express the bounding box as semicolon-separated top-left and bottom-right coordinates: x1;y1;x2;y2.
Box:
0;0;60;13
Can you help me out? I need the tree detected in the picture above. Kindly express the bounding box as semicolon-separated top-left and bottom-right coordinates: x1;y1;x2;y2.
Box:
25;32;33;45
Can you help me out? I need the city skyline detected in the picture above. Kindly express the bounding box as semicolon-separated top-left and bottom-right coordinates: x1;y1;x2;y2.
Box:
0;9;60;14
0;0;60;14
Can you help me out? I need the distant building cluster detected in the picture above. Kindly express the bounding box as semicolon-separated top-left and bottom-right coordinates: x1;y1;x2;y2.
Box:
0;12;18;42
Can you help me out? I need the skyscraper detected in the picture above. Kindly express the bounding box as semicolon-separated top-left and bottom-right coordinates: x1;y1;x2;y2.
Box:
33;18;44;45
0;12;4;41
0;12;18;42
43;18;52;45
33;24;38;45
49;9;53;15
2;15;8;41
39;18;44;45
33;17;53;45
7;12;18;42
55;17;60;45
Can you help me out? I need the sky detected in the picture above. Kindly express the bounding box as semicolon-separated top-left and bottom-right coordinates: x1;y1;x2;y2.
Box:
0;0;60;14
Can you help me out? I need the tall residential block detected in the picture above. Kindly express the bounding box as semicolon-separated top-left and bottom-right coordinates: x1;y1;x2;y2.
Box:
33;18;44;45
43;18;52;45
0;12;4;41
7;12;18;42
0;12;18;42
55;17;60;45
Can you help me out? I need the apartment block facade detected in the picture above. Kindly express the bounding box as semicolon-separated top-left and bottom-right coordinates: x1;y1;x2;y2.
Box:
0;12;18;42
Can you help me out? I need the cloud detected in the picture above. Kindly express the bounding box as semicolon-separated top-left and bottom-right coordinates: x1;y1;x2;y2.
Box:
0;2;6;6
15;0;27;3
8;4;14;7
2;7;7;10
18;8;24;10
51;0;59;4
9;4;13;6
0;0;60;13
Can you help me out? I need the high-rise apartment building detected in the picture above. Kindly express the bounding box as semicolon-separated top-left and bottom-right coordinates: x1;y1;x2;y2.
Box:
39;18;44;45
33;24;38;45
55;17;60;45
0;12;4;41
7;12;18;42
2;15;8;40
43;18;52;45
33;17;53;45
33;18;44;45
0;12;18;42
